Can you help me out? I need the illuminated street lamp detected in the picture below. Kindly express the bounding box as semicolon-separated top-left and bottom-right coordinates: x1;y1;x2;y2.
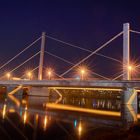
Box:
128;65;132;71
6;73;11;80
48;71;52;80
80;69;85;80
128;65;134;80
46;68;53;80
27;72;32;80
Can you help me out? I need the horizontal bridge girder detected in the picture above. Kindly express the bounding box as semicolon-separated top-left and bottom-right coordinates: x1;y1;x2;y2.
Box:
0;80;140;89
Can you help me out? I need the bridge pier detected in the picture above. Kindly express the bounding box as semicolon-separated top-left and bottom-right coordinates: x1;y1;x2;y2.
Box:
29;87;50;97
121;104;137;128
122;87;137;105
121;87;138;128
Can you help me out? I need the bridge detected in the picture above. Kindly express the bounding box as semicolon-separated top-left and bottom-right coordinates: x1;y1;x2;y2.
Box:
0;23;140;106
1;79;140;89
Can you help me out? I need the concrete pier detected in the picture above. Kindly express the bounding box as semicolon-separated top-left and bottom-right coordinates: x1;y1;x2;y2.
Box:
29;87;50;97
122;87;137;105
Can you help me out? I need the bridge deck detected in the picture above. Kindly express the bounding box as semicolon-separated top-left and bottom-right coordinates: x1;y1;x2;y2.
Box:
0;80;140;89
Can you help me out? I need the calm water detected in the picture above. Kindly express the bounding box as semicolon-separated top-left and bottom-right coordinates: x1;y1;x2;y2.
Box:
0;90;139;140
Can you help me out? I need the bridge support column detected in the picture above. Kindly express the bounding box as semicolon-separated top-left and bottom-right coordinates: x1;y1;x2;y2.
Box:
122;87;137;105
38;32;46;80
121;104;137;128
121;87;137;128
123;23;130;80
29;87;50;97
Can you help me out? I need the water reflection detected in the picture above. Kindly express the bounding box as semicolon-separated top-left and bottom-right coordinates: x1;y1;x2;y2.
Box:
121;104;138;128
2;103;7;119
0;90;138;139
23;106;28;124
62;97;121;111
77;121;82;136
43;115;48;131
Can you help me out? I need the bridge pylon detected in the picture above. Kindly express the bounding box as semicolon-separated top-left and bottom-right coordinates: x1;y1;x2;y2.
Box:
123;23;130;80
38;32;46;80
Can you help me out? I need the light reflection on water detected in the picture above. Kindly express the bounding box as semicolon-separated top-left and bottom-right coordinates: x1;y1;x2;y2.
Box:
0;90;139;139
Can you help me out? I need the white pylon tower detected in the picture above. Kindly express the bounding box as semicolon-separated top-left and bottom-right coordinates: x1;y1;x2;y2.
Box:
38;32;46;80
123;23;130;80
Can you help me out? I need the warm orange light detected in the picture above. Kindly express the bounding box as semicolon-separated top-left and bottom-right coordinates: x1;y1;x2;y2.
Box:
80;68;86;80
46;103;120;117
77;65;89;80
27;72;31;77
43;115;48;131
81;69;85;74
27;71;32;80
23;106;28;124
48;71;51;75
127;64;136;80
48;87;122;91
78;122;82;136
6;73;11;80
2;104;7;119
128;65;133;71
46;68;53;80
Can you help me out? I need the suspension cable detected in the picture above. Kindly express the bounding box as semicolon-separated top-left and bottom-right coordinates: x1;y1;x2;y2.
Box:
90;71;110;80
10;51;40;73
20;65;39;79
130;30;140;34
45;51;110;80
43;66;65;80
95;53;121;63
45;35;121;63
112;73;123;80
0;51;40;79
60;31;123;77
45;51;73;65
54;72;66;80
0;36;41;71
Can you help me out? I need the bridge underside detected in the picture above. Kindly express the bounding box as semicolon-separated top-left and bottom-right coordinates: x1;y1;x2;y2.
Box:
0;80;139;105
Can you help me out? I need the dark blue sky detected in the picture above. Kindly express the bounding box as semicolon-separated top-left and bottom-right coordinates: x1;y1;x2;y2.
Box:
0;0;140;78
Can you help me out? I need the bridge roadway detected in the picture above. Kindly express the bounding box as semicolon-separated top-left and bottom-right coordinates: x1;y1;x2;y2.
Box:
0;80;140;89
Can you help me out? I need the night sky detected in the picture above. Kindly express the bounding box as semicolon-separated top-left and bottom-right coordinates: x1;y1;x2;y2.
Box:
0;0;140;79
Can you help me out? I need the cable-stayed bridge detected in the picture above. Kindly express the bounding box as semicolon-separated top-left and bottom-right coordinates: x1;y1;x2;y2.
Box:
0;23;140;106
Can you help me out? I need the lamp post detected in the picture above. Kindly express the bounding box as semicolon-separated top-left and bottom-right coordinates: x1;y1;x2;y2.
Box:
27;72;32;80
128;65;133;80
48;71;52;80
6;73;11;80
80;69;85;80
